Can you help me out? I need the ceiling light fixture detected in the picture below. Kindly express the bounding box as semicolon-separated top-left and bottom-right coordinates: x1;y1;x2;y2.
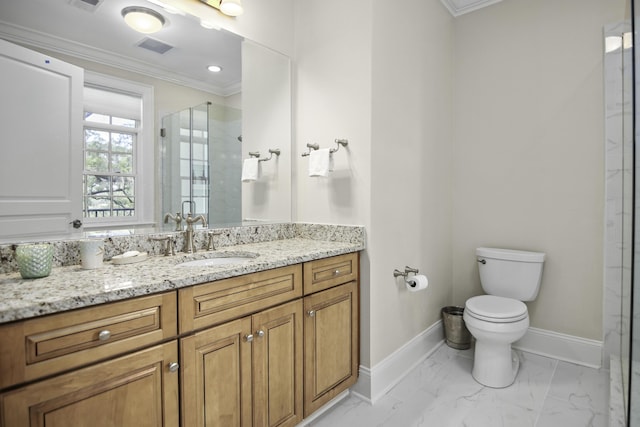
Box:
122;6;166;34
207;65;222;73
199;0;244;17
220;0;243;16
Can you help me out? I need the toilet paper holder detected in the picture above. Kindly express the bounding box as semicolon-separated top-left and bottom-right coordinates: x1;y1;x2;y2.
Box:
393;266;419;278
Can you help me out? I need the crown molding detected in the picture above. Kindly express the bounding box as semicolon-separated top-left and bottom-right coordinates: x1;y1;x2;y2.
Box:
0;20;239;97
439;0;503;17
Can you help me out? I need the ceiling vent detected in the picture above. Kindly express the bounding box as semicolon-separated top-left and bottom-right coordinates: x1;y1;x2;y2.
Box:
137;38;173;54
68;0;104;12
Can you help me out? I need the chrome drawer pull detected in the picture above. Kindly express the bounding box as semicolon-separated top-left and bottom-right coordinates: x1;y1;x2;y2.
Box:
98;330;111;341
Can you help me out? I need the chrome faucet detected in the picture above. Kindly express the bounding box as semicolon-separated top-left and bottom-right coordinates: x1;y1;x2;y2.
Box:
164;212;183;231
183;213;207;253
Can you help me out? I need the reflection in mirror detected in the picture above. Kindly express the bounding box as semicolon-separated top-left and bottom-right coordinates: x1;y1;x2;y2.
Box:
0;0;291;241
161;102;243;230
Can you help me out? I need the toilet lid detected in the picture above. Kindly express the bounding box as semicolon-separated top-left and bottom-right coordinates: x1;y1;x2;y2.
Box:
465;295;528;323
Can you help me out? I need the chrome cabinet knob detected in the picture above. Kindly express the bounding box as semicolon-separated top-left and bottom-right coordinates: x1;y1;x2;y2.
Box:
256;330;265;338
307;310;315;318
168;362;179;372
98;330;111;341
334;270;340;275
244;334;254;342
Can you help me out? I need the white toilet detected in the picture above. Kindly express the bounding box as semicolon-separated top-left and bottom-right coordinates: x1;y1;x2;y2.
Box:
463;247;545;388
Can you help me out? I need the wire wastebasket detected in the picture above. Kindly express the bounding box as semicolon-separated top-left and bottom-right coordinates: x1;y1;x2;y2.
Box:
441;306;471;350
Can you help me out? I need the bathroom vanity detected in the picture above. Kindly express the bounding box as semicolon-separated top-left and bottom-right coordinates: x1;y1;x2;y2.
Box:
0;231;363;427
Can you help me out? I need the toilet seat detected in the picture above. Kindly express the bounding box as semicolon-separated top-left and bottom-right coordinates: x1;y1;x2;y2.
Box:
465;295;527;323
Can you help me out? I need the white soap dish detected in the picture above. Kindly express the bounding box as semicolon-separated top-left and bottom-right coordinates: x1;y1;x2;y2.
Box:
112;251;148;265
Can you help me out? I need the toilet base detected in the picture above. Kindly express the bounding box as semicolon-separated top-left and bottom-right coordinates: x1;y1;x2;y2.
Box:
471;340;520;388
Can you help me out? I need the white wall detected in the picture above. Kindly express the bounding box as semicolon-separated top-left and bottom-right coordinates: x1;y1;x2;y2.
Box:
294;0;454;381
294;0;374;369
293;1;373;227
369;0;454;366
451;0;627;340
295;0;628;392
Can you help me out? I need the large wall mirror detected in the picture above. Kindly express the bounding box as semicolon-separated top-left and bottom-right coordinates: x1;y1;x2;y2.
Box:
0;0;291;241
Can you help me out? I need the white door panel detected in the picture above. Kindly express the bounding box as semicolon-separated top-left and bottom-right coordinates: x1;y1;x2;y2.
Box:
0;39;83;241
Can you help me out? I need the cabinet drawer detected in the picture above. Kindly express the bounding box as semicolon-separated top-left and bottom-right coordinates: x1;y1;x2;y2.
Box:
0;292;177;390
179;264;303;333
303;252;359;295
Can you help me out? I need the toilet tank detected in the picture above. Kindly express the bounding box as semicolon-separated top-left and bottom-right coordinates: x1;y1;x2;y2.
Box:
476;247;546;301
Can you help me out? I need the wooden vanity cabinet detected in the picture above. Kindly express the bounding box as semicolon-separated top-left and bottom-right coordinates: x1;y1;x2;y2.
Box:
180;300;303;427
0;252;359;427
0;292;177;390
302;253;359;417
303;280;359;416
179;265;304;427
0;292;179;427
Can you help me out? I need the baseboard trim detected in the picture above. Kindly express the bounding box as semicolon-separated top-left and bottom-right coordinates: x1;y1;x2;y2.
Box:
351;320;444;403
514;327;603;369
351;323;603;404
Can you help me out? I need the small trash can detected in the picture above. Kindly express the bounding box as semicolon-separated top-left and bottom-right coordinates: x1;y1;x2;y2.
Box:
441;306;471;350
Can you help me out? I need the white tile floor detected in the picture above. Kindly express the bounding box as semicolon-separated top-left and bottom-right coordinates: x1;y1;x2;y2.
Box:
308;344;609;427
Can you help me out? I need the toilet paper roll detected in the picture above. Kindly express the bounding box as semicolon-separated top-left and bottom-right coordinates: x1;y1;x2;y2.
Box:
405;274;428;292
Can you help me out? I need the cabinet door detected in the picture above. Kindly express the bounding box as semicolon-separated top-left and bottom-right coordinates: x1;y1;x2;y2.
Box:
304;281;359;416
0;38;83;241
0;342;179;427
180;317;252;427
252;300;303;427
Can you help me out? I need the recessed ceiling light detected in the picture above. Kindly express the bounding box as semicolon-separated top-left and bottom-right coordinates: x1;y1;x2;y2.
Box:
121;7;165;34
207;65;222;73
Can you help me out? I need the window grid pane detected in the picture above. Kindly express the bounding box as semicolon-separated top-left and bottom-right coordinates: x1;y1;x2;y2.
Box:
83;111;138;219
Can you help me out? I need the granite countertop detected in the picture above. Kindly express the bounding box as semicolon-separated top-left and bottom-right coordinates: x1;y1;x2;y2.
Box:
0;237;364;324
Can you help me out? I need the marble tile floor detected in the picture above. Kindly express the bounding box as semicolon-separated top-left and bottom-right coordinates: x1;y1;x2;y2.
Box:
308;344;609;427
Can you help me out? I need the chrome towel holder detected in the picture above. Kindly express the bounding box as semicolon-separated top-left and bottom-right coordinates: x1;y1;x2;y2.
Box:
301;138;349;157
248;149;281;162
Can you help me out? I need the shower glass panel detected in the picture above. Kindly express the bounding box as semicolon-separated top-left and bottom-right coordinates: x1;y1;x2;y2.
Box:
161;102;242;229
621;27;633;421
630;0;640;423
604;17;633;425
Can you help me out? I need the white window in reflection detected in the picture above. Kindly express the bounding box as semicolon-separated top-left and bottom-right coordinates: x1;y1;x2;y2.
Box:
82;85;144;223
83;110;138;219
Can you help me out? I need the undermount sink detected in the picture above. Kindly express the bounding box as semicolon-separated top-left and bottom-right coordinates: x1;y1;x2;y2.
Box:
177;253;257;268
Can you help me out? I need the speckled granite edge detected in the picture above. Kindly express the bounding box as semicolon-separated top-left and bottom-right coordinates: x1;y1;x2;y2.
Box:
0;223;365;274
0;237;365;323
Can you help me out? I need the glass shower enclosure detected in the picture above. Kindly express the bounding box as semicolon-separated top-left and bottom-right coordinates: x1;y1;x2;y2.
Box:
161;101;242;230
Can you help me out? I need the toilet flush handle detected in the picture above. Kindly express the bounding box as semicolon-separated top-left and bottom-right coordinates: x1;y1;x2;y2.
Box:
477;258;486;264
